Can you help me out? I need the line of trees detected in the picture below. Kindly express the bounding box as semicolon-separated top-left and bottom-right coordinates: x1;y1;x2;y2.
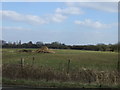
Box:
0;40;119;52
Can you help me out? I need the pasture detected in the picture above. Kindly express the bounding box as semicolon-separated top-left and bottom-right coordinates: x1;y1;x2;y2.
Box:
2;48;118;71
2;48;120;88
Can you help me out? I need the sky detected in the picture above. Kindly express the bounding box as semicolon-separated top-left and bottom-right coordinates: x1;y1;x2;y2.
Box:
0;2;118;45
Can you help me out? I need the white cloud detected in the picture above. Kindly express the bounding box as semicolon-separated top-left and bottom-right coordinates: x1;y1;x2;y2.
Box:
1;10;68;25
25;15;48;24
1;26;31;31
0;10;48;25
51;14;67;23
1;10;22;21
55;7;84;15
0;6;84;25
74;19;111;29
66;2;118;13
0;10;69;25
79;3;118;13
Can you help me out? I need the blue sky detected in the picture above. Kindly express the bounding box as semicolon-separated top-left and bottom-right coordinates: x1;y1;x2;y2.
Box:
1;2;118;45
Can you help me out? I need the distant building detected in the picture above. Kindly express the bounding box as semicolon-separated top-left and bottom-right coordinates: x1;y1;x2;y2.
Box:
0;40;6;45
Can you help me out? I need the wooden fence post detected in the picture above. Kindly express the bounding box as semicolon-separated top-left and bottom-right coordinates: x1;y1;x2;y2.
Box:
20;58;24;78
20;58;24;68
32;57;35;66
117;52;120;72
117;60;120;72
67;59;70;74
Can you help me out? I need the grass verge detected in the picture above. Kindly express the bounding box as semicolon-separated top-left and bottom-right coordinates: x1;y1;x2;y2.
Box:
3;78;120;88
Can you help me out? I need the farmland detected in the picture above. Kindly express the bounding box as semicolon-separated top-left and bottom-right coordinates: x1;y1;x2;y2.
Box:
2;48;118;71
2;48;120;88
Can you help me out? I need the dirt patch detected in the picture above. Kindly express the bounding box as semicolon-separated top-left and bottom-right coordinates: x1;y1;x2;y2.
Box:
19;49;32;53
36;46;55;53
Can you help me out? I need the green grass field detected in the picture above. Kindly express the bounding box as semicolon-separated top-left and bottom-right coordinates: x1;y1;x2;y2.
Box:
2;48;120;88
2;48;118;71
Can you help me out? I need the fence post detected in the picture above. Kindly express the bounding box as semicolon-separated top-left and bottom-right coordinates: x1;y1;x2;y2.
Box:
32;57;35;66
20;58;24;68
117;60;120;72
20;58;24;78
67;59;70;74
117;51;120;72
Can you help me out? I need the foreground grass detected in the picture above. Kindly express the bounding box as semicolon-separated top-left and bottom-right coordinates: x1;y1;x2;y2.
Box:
2;63;120;88
3;78;119;88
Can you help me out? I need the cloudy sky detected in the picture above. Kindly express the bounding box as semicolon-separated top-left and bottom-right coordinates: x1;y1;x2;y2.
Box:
1;2;118;45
